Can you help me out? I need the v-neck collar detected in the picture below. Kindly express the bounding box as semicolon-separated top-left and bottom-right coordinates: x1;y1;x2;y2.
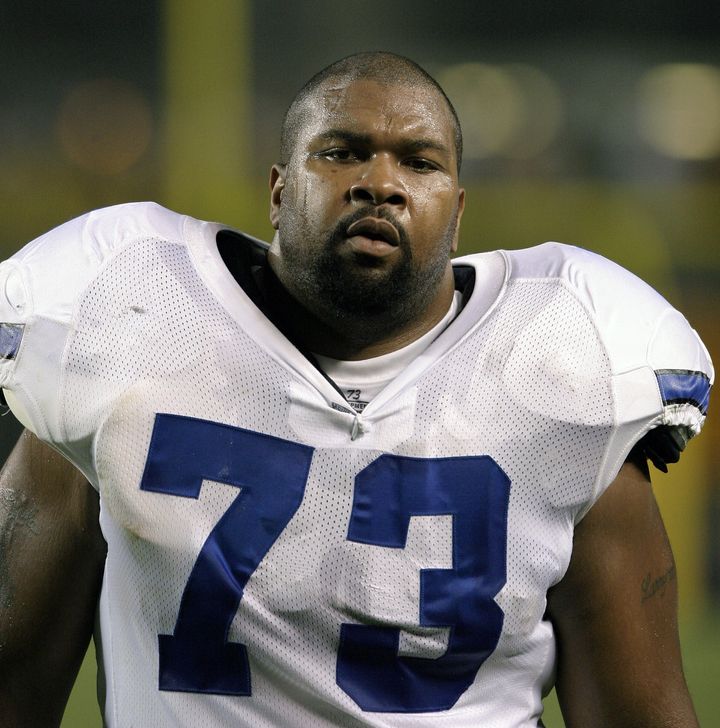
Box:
182;215;509;421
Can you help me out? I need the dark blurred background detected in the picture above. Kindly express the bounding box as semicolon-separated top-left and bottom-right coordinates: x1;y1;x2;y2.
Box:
0;2;717;725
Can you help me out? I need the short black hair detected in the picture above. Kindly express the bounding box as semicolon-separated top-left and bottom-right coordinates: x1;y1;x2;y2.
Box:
280;52;463;173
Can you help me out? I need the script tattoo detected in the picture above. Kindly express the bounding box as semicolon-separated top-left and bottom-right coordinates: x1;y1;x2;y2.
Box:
0;487;39;609
641;564;676;604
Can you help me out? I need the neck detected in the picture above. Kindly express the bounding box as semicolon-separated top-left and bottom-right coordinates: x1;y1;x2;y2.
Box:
264;258;456;360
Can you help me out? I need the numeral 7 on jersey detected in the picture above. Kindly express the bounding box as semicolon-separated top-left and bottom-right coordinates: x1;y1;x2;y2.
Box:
139;413;313;695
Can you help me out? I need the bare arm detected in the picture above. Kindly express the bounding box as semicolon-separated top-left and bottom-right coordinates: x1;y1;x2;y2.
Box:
0;429;106;728
547;452;698;727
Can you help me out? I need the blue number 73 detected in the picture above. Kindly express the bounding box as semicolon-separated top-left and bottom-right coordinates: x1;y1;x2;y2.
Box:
139;413;510;711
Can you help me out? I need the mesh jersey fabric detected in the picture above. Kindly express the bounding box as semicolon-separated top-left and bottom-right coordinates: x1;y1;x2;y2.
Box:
0;202;713;727
313;291;463;413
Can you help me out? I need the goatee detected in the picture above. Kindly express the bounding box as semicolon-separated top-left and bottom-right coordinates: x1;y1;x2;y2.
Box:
276;205;457;342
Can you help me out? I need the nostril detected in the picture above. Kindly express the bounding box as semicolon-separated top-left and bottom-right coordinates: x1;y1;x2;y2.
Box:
350;186;375;203
385;193;405;206
350;185;406;206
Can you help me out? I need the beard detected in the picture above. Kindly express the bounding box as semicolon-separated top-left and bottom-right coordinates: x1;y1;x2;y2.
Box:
276;204;458;341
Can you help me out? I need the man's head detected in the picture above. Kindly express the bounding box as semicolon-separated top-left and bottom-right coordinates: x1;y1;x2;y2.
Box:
268;52;465;355
280;53;463;174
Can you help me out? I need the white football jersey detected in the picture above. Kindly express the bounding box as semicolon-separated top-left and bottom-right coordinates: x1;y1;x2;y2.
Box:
0;202;712;727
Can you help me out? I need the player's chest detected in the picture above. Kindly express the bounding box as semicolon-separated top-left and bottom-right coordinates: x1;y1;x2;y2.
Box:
97;403;540;710
93;363;587;711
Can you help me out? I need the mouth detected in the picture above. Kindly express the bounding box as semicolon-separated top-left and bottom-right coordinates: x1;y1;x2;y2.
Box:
344;217;401;258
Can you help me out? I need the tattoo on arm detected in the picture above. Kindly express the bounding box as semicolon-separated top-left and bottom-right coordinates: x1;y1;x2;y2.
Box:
640;564;676;603
0;487;39;609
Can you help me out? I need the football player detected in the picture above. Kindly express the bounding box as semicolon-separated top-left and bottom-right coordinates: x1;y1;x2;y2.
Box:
0;52;712;727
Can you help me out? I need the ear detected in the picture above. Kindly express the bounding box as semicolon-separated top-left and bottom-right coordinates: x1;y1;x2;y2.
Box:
451;188;465;253
269;164;286;230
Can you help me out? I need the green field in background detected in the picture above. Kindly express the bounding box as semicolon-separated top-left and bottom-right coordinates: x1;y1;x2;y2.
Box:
62;612;720;726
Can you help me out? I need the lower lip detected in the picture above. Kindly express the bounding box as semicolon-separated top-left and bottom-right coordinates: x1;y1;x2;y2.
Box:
345;235;399;257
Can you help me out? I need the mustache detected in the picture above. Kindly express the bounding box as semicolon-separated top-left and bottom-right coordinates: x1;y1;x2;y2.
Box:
330;206;409;249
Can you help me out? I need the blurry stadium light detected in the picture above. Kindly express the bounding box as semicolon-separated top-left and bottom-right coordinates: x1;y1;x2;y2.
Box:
503;64;563;160
636;63;720;160
55;79;153;175
438;63;522;159
437;63;563;160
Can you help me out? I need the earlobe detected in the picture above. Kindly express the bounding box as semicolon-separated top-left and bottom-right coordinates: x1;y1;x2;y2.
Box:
269;164;286;230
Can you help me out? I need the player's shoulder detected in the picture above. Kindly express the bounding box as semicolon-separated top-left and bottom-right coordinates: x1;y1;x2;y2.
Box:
466;242;710;375
458;240;712;414
0;203;204;455
8;201;187;267
79;200;188;240
463;238;658;282
0;202;192;323
456;240;648;296
462;243;712;482
503;240;667;310
516;243;713;370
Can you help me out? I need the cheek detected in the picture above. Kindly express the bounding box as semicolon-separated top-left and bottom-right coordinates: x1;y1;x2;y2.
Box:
290;171;344;219
311;169;348;203
409;194;460;256
412;190;458;229
408;173;456;206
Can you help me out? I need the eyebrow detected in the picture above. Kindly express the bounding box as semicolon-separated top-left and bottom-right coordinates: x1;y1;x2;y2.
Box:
313;128;451;157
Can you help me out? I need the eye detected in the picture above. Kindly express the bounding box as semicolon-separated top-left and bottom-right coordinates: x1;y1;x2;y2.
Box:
404;157;441;173
317;147;360;163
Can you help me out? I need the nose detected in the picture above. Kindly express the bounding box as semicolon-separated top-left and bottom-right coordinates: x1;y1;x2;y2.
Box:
349;154;407;207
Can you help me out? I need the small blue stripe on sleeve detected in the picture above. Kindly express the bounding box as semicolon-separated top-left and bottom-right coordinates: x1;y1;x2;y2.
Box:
0;323;24;360
655;369;711;415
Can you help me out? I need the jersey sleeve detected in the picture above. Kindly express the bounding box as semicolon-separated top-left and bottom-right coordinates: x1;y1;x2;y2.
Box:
599;268;711;487
0;202;187;478
545;243;712;500
507;241;713;507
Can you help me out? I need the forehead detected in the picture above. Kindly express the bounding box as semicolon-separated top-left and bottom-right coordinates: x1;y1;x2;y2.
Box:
299;78;455;148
